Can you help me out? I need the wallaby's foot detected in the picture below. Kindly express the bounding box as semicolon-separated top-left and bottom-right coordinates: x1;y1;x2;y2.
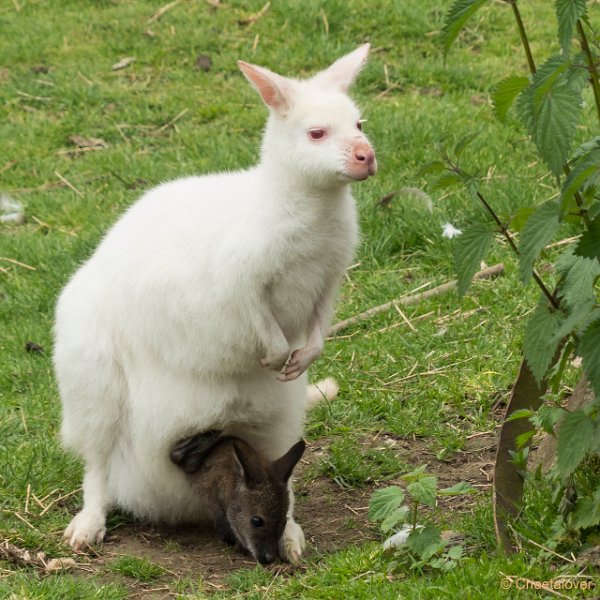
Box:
279;518;305;564
278;345;322;382
63;510;106;550
306;377;339;409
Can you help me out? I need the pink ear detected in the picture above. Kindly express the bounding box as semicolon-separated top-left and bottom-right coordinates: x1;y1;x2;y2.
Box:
238;61;290;112
313;43;370;92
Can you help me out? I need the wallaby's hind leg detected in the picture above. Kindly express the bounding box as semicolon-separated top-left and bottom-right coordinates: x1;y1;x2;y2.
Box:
54;310;124;549
63;460;110;549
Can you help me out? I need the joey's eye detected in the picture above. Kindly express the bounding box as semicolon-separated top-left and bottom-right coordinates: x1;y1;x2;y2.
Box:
357;119;366;131
308;128;326;141
251;516;264;528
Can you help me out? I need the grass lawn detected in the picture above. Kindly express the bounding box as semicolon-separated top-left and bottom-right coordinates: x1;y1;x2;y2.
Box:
1;0;598;598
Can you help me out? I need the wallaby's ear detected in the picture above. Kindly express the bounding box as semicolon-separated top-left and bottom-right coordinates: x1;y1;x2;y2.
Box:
238;61;292;113
312;43;370;92
272;440;306;482
170;430;222;474
232;439;266;486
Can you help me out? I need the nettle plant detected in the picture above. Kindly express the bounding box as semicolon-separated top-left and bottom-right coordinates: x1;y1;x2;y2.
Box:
424;0;600;547
369;466;475;572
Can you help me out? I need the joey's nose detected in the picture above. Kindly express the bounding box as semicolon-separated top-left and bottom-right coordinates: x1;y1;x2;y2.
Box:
260;552;276;565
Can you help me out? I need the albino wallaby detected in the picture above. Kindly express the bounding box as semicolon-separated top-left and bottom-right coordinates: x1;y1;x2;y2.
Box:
54;44;375;562
170;432;306;565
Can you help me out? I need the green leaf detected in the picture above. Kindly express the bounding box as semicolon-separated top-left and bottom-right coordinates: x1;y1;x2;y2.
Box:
505;408;534;422
571;487;600;529
556;409;596;478
579;318;600;400
401;464;429;482
438;482;476;495
518;200;561;282
431;171;465;190
523;301;565;384
555;0;587;56
369;486;406;522
454;132;479;159
516;56;585;176
381;505;411;533
554;301;598;341
508;206;536;233
417;160;446;178
534;85;583;176
531;404;565;435
574;215;600;261
407;475;437;507
557;256;600;310
453;222;494;296
571;136;600;161
406;525;443;559
491;76;530;122
516;429;535;449
441;0;491;58
561;147;600;216
446;545;464;560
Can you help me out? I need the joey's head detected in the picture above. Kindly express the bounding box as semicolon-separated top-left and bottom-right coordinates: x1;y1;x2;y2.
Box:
222;439;305;564
238;45;377;190
172;435;306;565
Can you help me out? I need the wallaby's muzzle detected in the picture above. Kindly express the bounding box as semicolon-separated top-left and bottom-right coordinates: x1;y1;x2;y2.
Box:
347;140;377;180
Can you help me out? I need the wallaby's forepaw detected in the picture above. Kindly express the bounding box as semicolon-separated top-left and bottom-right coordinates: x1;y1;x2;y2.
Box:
260;344;290;372
63;510;106;551
278;345;322;382
279;519;305;564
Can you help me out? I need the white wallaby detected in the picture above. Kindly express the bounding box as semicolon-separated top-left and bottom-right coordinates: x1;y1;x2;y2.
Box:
54;44;376;563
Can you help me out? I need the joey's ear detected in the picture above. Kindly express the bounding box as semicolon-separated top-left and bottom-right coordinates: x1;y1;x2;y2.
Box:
312;43;370;92
232;439;266;486
170;430;222;474
272;440;306;482
238;61;292;113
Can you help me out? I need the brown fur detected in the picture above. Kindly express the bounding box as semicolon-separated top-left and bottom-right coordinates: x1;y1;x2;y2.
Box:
170;432;305;564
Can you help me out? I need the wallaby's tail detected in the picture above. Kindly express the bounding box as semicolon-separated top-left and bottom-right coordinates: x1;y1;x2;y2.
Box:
305;377;339;409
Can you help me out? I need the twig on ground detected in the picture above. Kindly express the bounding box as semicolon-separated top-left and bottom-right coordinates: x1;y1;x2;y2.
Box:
238;2;270;26
0;161;17;174
0;541;78;574
0;257;36;271
154;108;189;134
149;0;180;22
329;263;504;336
54;171;84;197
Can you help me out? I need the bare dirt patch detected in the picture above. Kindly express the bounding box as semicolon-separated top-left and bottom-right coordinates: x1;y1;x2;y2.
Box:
79;431;497;595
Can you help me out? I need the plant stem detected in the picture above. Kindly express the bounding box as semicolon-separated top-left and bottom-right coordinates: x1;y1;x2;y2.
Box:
475;190;560;310
509;0;536;75
577;20;600;124
412;501;418;532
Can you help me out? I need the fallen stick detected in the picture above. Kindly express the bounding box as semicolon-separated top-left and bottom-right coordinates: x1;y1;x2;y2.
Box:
329;263;504;336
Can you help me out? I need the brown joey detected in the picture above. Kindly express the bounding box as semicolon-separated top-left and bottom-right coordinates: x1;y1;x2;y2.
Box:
170;431;305;565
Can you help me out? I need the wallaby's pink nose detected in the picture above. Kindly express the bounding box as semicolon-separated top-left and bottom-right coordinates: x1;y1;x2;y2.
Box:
348;142;377;179
354;146;374;165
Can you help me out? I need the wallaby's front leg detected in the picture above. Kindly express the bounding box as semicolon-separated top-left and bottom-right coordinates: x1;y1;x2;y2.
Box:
64;460;110;550
278;313;324;382
279;480;305;563
256;293;290;371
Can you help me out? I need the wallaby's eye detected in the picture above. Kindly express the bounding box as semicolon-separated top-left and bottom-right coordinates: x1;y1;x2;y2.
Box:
357;119;366;132
308;128;326;141
251;516;264;528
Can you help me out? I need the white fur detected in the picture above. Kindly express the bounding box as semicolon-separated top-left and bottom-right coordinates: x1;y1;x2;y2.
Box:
54;45;375;559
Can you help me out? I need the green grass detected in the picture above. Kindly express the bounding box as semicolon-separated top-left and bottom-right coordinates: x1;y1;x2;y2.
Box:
108;555;166;583
1;0;599;597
